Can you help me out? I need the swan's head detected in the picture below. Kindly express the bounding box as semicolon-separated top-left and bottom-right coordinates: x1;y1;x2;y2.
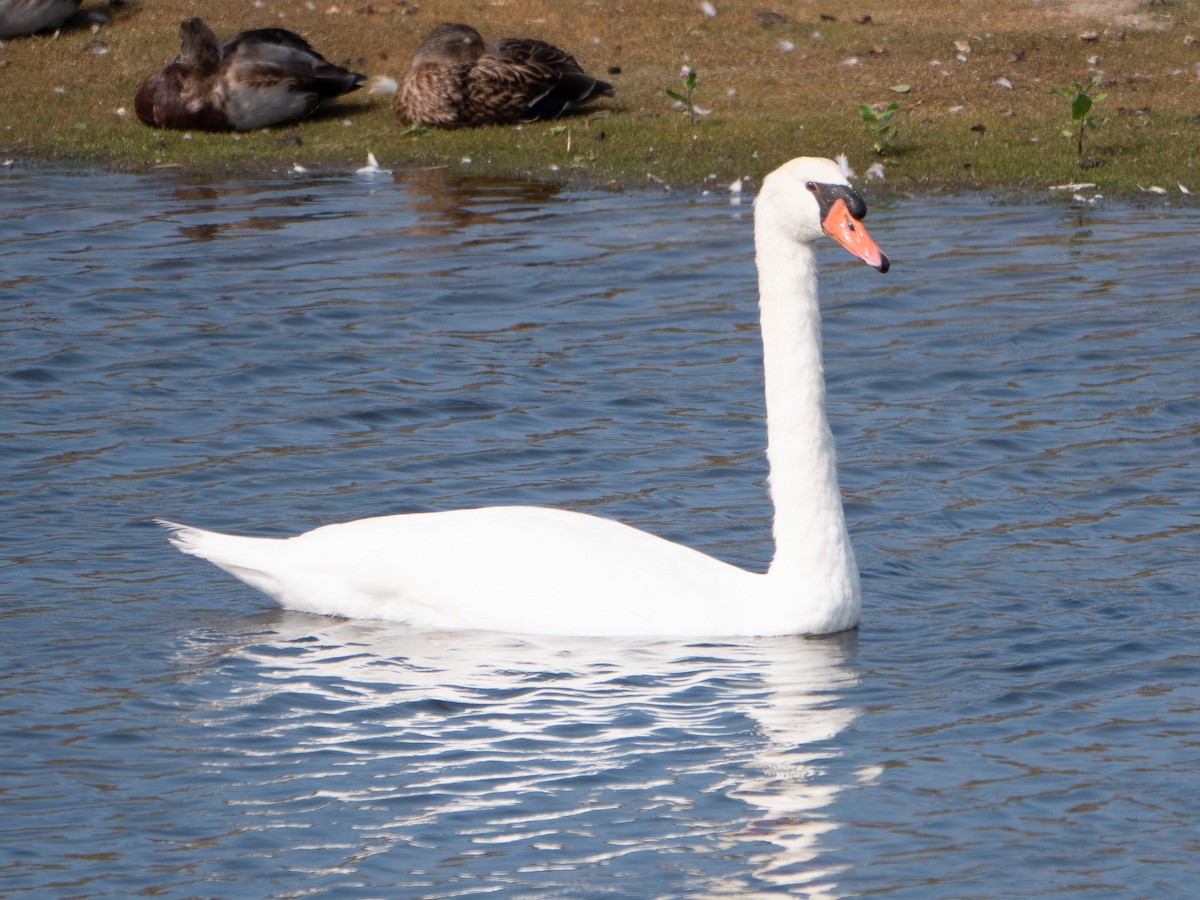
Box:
757;157;890;273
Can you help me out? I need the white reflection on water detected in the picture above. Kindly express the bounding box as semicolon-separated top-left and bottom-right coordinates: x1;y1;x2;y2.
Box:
178;615;863;896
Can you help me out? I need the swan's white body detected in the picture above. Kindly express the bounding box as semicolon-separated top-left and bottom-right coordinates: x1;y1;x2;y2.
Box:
161;157;889;637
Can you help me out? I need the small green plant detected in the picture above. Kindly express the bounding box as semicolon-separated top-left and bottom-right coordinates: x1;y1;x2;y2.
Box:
1049;74;1107;163
547;124;597;166
549;123;575;155
401;121;430;138
860;101;900;155
667;67;700;125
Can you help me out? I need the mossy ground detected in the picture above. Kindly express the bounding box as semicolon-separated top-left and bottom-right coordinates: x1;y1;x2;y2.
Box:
2;0;1199;194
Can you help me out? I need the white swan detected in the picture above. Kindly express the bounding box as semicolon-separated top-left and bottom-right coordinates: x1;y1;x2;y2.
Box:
160;156;890;637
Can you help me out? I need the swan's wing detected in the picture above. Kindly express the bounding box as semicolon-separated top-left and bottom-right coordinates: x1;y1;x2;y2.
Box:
311;507;748;631
167;507;753;635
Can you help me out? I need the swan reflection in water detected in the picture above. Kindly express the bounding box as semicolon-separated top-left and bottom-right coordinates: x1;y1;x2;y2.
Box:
179;615;868;896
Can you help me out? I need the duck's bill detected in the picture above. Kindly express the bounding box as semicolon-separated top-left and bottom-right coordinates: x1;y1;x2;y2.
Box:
822;198;890;273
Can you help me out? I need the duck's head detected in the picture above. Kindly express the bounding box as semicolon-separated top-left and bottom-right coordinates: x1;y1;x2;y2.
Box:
412;22;487;66
757;156;890;273
177;18;221;73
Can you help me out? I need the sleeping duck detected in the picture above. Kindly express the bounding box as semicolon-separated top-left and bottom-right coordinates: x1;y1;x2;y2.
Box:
0;0;80;38
395;22;614;127
135;18;366;132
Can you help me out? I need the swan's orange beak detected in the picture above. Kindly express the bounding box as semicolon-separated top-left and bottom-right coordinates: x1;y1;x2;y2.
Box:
822;198;890;273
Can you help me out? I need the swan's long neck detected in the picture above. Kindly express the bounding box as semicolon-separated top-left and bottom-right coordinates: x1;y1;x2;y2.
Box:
755;216;856;589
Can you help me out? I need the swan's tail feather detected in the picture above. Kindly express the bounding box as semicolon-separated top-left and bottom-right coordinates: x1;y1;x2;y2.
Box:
157;519;206;555
156;519;288;602
157;519;257;561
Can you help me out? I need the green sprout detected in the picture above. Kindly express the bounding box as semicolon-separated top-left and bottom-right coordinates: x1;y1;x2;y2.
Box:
667;67;700;125
860;101;900;155
1049;74;1107;164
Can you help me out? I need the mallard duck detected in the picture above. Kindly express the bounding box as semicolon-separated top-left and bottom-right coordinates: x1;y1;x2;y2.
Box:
0;0;79;38
395;22;614;127
135;18;366;132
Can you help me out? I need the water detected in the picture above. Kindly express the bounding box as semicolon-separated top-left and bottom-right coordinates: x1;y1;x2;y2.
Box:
2;164;1198;898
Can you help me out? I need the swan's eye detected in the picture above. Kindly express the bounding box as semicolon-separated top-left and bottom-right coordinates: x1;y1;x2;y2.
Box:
805;181;817;192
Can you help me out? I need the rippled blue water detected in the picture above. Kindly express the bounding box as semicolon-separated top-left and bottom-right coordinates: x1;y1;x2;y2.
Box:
2;164;1198;898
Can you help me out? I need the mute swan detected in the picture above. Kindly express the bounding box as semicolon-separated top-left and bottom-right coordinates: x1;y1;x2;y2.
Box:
135;18;365;132
160;156;889;637
394;22;614;127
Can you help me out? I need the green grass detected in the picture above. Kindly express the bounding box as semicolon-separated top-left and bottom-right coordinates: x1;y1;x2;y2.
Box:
3;0;1199;195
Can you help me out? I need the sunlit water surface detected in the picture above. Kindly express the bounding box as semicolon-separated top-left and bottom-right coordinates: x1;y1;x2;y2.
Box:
2;165;1198;898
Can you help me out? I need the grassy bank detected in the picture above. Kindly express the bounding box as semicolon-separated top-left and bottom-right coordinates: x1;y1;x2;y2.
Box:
2;0;1199;194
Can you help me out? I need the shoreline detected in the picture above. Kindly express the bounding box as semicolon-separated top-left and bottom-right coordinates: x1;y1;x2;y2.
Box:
2;0;1198;198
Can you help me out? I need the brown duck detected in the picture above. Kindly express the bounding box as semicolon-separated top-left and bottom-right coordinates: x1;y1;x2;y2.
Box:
395;22;614;128
0;0;80;38
136;18;366;132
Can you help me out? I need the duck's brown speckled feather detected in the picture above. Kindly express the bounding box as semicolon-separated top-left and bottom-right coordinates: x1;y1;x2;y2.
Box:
396;63;476;128
395;23;613;128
